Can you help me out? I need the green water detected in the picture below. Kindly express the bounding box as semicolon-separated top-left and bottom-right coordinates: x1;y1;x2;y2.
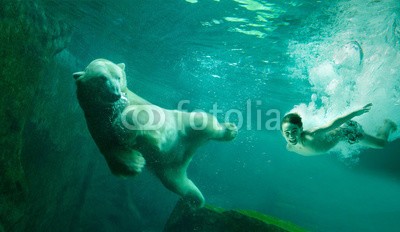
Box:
1;0;400;231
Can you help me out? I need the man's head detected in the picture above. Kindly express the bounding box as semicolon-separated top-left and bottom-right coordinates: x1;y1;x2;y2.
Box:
281;113;303;145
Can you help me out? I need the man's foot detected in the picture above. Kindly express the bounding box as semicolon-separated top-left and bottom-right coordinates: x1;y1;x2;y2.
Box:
376;119;397;140
384;119;397;133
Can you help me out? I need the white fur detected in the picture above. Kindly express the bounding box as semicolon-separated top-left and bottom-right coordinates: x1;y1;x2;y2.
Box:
74;59;238;208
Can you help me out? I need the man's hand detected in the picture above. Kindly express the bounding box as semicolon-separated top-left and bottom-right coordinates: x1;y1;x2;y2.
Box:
353;103;372;117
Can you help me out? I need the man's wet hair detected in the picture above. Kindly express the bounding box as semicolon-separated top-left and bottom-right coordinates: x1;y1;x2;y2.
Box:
281;113;303;130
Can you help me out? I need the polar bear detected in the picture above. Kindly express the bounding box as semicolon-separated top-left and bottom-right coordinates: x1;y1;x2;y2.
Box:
73;59;237;208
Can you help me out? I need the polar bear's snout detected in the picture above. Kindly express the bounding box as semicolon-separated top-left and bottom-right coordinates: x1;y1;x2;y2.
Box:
103;76;122;101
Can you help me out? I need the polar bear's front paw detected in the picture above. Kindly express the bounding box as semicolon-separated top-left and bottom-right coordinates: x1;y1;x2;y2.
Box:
111;150;146;176
129;152;146;173
222;123;238;141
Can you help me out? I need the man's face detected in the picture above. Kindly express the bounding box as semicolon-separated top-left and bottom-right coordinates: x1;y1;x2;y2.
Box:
282;122;302;145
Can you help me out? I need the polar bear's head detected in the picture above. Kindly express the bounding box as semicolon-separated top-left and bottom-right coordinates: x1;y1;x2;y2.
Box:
73;59;127;105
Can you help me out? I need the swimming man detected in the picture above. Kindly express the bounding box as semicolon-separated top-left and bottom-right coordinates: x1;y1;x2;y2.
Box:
281;103;397;156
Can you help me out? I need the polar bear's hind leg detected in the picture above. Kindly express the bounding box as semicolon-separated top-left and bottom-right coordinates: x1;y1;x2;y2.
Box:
156;167;205;208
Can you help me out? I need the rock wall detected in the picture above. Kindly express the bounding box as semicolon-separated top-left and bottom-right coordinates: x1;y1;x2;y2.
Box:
0;0;70;230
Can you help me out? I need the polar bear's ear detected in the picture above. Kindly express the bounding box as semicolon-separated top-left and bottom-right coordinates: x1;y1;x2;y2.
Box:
73;71;85;80
117;63;125;70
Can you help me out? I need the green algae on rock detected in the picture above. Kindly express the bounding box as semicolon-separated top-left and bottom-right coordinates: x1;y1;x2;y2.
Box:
164;200;307;232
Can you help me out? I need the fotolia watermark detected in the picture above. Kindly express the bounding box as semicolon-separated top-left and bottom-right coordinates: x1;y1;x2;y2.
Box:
121;99;281;131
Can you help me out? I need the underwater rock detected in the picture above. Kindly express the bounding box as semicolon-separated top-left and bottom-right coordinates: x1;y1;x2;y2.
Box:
164;200;306;232
0;0;71;231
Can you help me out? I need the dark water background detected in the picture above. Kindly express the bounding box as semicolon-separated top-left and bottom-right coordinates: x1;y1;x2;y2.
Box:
2;0;400;231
